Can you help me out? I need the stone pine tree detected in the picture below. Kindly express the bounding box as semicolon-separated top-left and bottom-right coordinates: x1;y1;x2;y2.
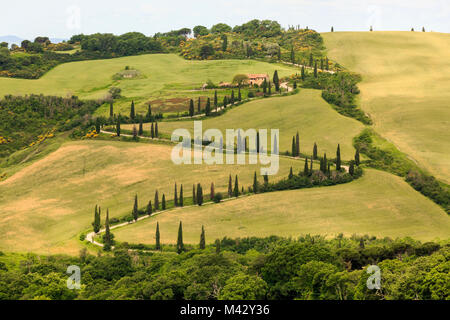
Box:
193;184;197;205
228;175;233;197
130;101;135;121
296;132;300;156
103;209;112;251
179;185;184;207
189;99;194;117
155;222;161;251
154;190;160;211
205;98;211;116
200;226;206;250
162;194;166;210
234;175;239;197
355;149;360;166
93;205;101;233
253;171;258;193
177;222;184;254
336;144;341;171
197;183;203;206
273;70;280;92
313;143;318;159
132;194;139;221
174;183;178;207
116;116;121;137
147;200;152;216
210;182;215;200
304;158;309;175
214;91;218;111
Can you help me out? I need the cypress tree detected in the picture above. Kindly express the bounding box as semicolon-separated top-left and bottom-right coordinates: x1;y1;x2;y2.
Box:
273;70;280;91
205;98;211;116
147;200;153;216
253;171;258;193
349;160;355;176
304;158;309;176
238;87;242;101
268;81;272;95
103;209;112;251
228;175;233;197
132;125;138;139
292;137;296;157
310;156;313;173
422;27;425;32
293;81;297;89
331;26;334;32
301;65;305;81
264;174;269;187
197;183;203;206
336;144;341;171
179;185;184;207
214;91;218;111
320;58;324;70
223;96;228;108
210;182;215;200
262;78;267;94
132;194;138;221
177;222;184;254
323;153;328;173
130;101;135;121
313;143;318;159
222;34;228;51
95;117;100;134
355;149;360;166
151;122;155;139
155;122;158;138
154;190;160;211
155;222;161;251
326;57;329;71
200;226;206;250
256;132;260;153
198;97;201;113
116;116;121;137
370;26;373;32
234;175;239;197
314;61;318;78
93;205;101;233
291;46;295;63
162;194;166;210
327;162;331;175
309;52;313;67
109;102;114;118
174;183;178;207
138;117;143;136
189;99;194;117
146;104;152;121
296;132;300;156
192;184;197;205
231;90;235;105
215;239;221;254
289;167;294;179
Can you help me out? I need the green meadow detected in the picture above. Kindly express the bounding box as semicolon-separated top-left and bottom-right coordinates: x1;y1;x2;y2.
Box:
323;31;450;183
113;169;450;244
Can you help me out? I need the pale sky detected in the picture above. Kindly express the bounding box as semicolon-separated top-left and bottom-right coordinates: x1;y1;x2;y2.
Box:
2;0;449;39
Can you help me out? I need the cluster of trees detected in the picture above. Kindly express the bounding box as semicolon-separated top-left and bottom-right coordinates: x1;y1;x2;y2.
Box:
187;89;244;117
0;95;101;157
0;236;447;300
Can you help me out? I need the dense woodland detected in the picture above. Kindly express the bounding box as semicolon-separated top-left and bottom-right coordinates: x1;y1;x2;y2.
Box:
0;236;448;300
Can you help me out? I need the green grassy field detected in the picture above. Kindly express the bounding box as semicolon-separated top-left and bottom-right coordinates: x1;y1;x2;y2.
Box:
0;139;302;254
122;89;365;160
113;169;450;245
323;31;450;183
0;53;297;116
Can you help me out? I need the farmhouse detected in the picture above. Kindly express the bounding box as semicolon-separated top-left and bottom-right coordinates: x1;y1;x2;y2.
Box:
247;73;269;86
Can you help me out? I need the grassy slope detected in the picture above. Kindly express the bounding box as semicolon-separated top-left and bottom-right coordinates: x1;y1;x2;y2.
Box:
0;54;297;115
123;89;365;160
114;169;450;245
323;31;450;183
0;139;301;254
